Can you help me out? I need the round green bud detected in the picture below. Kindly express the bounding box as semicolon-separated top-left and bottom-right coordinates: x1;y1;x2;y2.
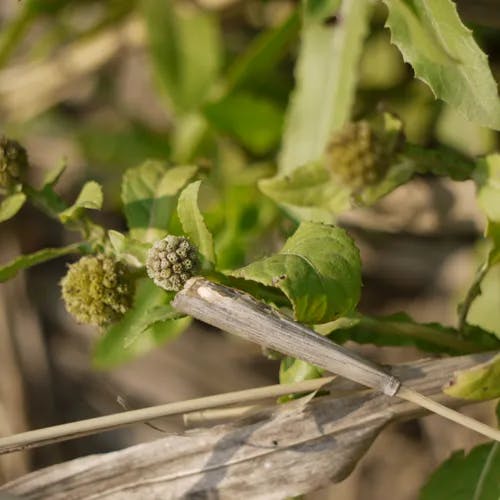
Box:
146;235;199;291
61;255;135;327
325;121;395;191
0;136;29;191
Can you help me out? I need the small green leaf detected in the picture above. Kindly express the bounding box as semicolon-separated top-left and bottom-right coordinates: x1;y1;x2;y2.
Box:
108;230;150;265
406;143;475;181
0;192;26;223
280;357;324;385
279;0;371;173
231;222;361;324
443;354;500;400
59;181;103;223
474;154;500;223
0;243;82;282
142;0;221;113
93;278;191;367
204;93;283;155
121;161;197;242
177;180;215;268
383;0;500;130
42;160;67;188
259;161;351;214
420;442;500;500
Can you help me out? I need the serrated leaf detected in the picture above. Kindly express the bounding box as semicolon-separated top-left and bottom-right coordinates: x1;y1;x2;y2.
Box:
93;278;191;368
231;222;361;324
315;313;499;355
142;0;221;113
420;442;500;500
0;243;82;282
383;0;500;130
203;93;283;155
121;161;197;242
279;0;371;173
108;230;150;265
443;354;500;400
59;181;103;223
259;161;351;213
177;180;215;269
474;153;500;223
0;192;26;222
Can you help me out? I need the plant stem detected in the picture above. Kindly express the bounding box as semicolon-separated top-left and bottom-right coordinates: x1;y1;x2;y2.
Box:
458;259;490;332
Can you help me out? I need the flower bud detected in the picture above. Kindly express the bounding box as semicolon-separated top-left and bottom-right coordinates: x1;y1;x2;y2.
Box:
325;120;399;190
0;136;28;191
61;255;135;327
146;235;199;291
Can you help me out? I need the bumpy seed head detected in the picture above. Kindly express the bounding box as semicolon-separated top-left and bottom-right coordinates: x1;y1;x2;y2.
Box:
0;136;28;191
146;235;199;291
325;121;397;191
61;255;135;327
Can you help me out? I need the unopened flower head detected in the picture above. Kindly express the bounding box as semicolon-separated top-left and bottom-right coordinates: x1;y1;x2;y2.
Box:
0;136;28;191
146;235;199;292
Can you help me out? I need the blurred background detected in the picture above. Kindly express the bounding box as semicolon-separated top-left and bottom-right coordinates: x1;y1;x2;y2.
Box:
0;0;499;498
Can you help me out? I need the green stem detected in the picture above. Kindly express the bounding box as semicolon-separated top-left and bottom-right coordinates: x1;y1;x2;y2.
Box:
458;259;490;332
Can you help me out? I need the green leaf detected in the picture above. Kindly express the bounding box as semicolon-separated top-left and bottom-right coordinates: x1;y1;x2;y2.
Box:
0;244;82;282
406;143;475;181
93;278;191;368
259;161;351;213
121;161;198;242
383;0;500;130
225;9;300;94
142;0;221;113
107;230;150;265
203;93;283;155
231;222;361;324
315;313;499;355
443;354;500;400
41;159;67;188
59;181;103;223
177;180;215;269
474;154;500;223
279;0;371;173
0;192;26;223
280;357;324;384
420;442;500;500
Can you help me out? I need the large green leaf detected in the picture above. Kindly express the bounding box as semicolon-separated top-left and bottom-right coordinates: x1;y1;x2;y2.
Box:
0;192;26;223
315;313;499;355
279;0;371;173
59;181;103;223
203;92;283;155
142;0;221;113
121;161;197;242
93;278;191;368
420;442;500;500
443;354;500;400
0;244;82;282
231;222;361;324
177;180;215;269
383;0;500;130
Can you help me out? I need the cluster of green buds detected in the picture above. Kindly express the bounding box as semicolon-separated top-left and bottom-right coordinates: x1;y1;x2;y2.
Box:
61;255;135;327
325;119;403;191
146;235;199;292
0;136;29;192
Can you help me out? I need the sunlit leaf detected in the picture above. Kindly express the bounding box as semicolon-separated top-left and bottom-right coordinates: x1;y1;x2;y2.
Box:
0;192;26;223
59;181;103;223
